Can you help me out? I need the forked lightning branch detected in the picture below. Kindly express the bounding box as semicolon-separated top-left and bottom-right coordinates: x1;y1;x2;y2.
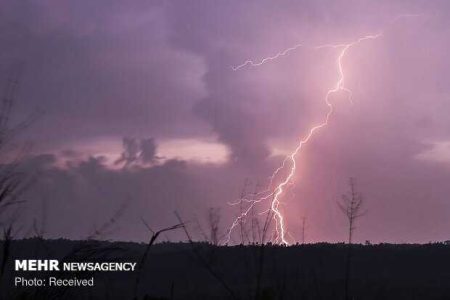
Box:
225;14;420;245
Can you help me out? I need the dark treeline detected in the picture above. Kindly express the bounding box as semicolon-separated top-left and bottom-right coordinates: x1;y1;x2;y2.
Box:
1;239;450;300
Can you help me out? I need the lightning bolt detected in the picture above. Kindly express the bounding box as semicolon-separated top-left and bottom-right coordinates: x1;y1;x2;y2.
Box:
224;15;422;245
223;34;381;245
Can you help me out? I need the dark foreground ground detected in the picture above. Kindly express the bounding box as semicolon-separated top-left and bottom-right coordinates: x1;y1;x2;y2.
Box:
1;239;450;299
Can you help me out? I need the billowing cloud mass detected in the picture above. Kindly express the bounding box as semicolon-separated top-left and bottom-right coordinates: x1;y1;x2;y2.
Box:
1;0;450;243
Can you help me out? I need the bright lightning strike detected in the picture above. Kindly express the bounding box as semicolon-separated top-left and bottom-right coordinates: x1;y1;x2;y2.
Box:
269;34;382;245
224;33;383;245
224;14;422;246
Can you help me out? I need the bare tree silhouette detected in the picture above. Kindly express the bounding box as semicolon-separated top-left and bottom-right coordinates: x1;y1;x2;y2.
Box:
207;207;221;246
134;219;184;299
192;207;223;245
301;216;307;244
338;177;365;245
238;179;250;244
174;211;239;300
338;177;366;300
0;66;36;283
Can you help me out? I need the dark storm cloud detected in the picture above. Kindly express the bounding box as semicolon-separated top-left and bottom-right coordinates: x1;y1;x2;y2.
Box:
0;0;208;143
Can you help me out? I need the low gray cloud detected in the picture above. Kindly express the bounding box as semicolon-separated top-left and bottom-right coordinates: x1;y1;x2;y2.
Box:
17;153;248;241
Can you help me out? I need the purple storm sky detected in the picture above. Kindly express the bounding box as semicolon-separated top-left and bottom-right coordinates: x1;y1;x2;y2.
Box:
1;0;450;243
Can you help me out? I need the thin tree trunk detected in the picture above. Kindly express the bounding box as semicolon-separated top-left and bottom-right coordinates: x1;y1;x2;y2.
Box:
344;244;352;300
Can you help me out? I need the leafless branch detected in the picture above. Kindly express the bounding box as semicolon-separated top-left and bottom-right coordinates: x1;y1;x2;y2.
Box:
134;219;184;298
174;211;239;300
